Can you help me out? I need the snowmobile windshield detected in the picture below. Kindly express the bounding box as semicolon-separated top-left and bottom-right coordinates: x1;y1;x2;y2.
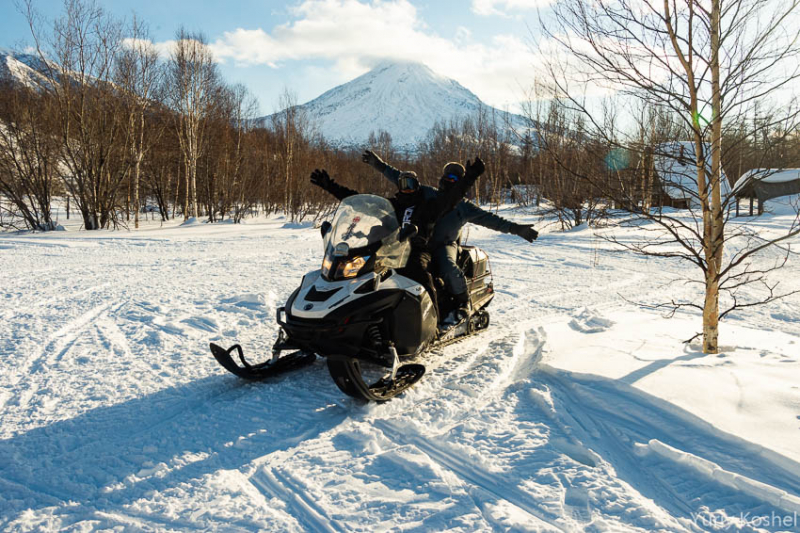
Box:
328;194;398;248
321;194;411;280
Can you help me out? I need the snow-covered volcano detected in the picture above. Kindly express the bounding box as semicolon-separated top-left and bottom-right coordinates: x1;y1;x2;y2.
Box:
263;61;528;151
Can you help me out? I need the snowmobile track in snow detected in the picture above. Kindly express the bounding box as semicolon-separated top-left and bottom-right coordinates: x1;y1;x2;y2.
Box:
249;466;345;533
374;419;569;532
4;213;800;531
535;367;800;529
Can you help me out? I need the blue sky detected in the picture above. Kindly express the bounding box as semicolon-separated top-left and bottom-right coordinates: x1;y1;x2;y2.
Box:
2;0;549;115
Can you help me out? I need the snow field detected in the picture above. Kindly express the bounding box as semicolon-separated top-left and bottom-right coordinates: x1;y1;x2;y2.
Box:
1;207;800;531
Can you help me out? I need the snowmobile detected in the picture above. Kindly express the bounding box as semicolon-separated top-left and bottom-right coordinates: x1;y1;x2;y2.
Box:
210;194;494;401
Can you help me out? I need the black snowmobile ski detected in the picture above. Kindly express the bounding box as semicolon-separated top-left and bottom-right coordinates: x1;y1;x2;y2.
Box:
325;309;490;402
210;342;316;380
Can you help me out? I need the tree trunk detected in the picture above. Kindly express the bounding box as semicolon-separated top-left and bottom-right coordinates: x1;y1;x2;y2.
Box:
133;154;141;229
190;155;198;219
184;155;190;219
133;111;145;230
703;266;720;352
704;0;724;354
173;160;180;220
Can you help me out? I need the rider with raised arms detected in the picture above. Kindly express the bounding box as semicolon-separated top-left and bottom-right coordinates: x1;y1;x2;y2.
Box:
309;156;485;318
361;150;538;324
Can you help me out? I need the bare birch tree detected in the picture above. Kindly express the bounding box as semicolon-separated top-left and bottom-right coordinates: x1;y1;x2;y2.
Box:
167;28;218;220
272;89;313;221
0;82;60;230
226;84;259;223
540;0;800;352
115;16;162;229
25;0;131;230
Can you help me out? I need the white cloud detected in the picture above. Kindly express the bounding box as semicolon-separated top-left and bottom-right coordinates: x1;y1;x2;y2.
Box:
208;0;424;67
122;37;210;63
189;0;545;110
471;0;554;17
121;37;172;57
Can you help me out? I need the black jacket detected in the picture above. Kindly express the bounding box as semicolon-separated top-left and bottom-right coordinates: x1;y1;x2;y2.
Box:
430;200;514;247
378;164;516;247
314;172;479;247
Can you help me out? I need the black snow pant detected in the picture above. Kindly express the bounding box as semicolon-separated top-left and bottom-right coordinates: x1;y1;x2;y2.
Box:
433;242;468;305
399;248;440;319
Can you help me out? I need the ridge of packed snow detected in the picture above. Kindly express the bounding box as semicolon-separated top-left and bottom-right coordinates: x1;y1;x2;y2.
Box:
640;439;800;514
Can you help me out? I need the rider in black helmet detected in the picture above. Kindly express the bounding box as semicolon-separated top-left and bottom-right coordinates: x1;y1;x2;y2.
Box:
309;157;484;318
362;150;538;325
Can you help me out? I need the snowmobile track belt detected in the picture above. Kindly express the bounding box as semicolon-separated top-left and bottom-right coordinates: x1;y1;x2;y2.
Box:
326;356;426;402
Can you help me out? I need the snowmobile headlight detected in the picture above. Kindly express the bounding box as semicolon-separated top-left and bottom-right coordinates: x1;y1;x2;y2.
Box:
322;256;333;277
338;256;367;279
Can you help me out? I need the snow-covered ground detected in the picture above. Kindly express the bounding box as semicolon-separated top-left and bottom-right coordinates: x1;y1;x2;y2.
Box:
2;203;800;532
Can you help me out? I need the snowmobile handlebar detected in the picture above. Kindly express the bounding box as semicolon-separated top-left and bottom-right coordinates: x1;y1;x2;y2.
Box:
320;220;332;238
398;224;418;242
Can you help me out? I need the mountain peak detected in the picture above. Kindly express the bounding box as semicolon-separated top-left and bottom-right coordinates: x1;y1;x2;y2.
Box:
370;59;435;74
360;60;447;88
268;61;524;151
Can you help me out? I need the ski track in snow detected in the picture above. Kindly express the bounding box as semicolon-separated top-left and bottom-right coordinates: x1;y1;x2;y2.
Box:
2;217;800;531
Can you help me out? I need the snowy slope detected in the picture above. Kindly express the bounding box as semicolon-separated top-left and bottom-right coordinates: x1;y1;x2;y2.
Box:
0;49;51;89
1;207;800;531
262;61;529;151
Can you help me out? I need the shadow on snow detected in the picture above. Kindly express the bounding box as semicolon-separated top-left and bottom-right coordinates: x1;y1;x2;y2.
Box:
0;360;350;522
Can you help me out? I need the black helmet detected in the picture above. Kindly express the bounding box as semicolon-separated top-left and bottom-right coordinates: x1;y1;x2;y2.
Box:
397;171;420;194
439;162;465;189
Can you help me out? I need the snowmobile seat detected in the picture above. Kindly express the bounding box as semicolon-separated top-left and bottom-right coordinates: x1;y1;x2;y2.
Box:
458;245;490;279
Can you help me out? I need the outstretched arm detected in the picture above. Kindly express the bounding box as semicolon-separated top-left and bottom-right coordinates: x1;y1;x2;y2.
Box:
310;169;360;201
462;203;539;242
362;149;402;185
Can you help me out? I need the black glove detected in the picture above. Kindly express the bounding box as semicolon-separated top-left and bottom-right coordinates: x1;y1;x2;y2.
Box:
510;223;538;242
310;169;333;190
361;150;386;171
465;157;485;180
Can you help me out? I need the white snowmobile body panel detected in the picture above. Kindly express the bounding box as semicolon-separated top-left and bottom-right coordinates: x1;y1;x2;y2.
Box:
290;268;426;320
